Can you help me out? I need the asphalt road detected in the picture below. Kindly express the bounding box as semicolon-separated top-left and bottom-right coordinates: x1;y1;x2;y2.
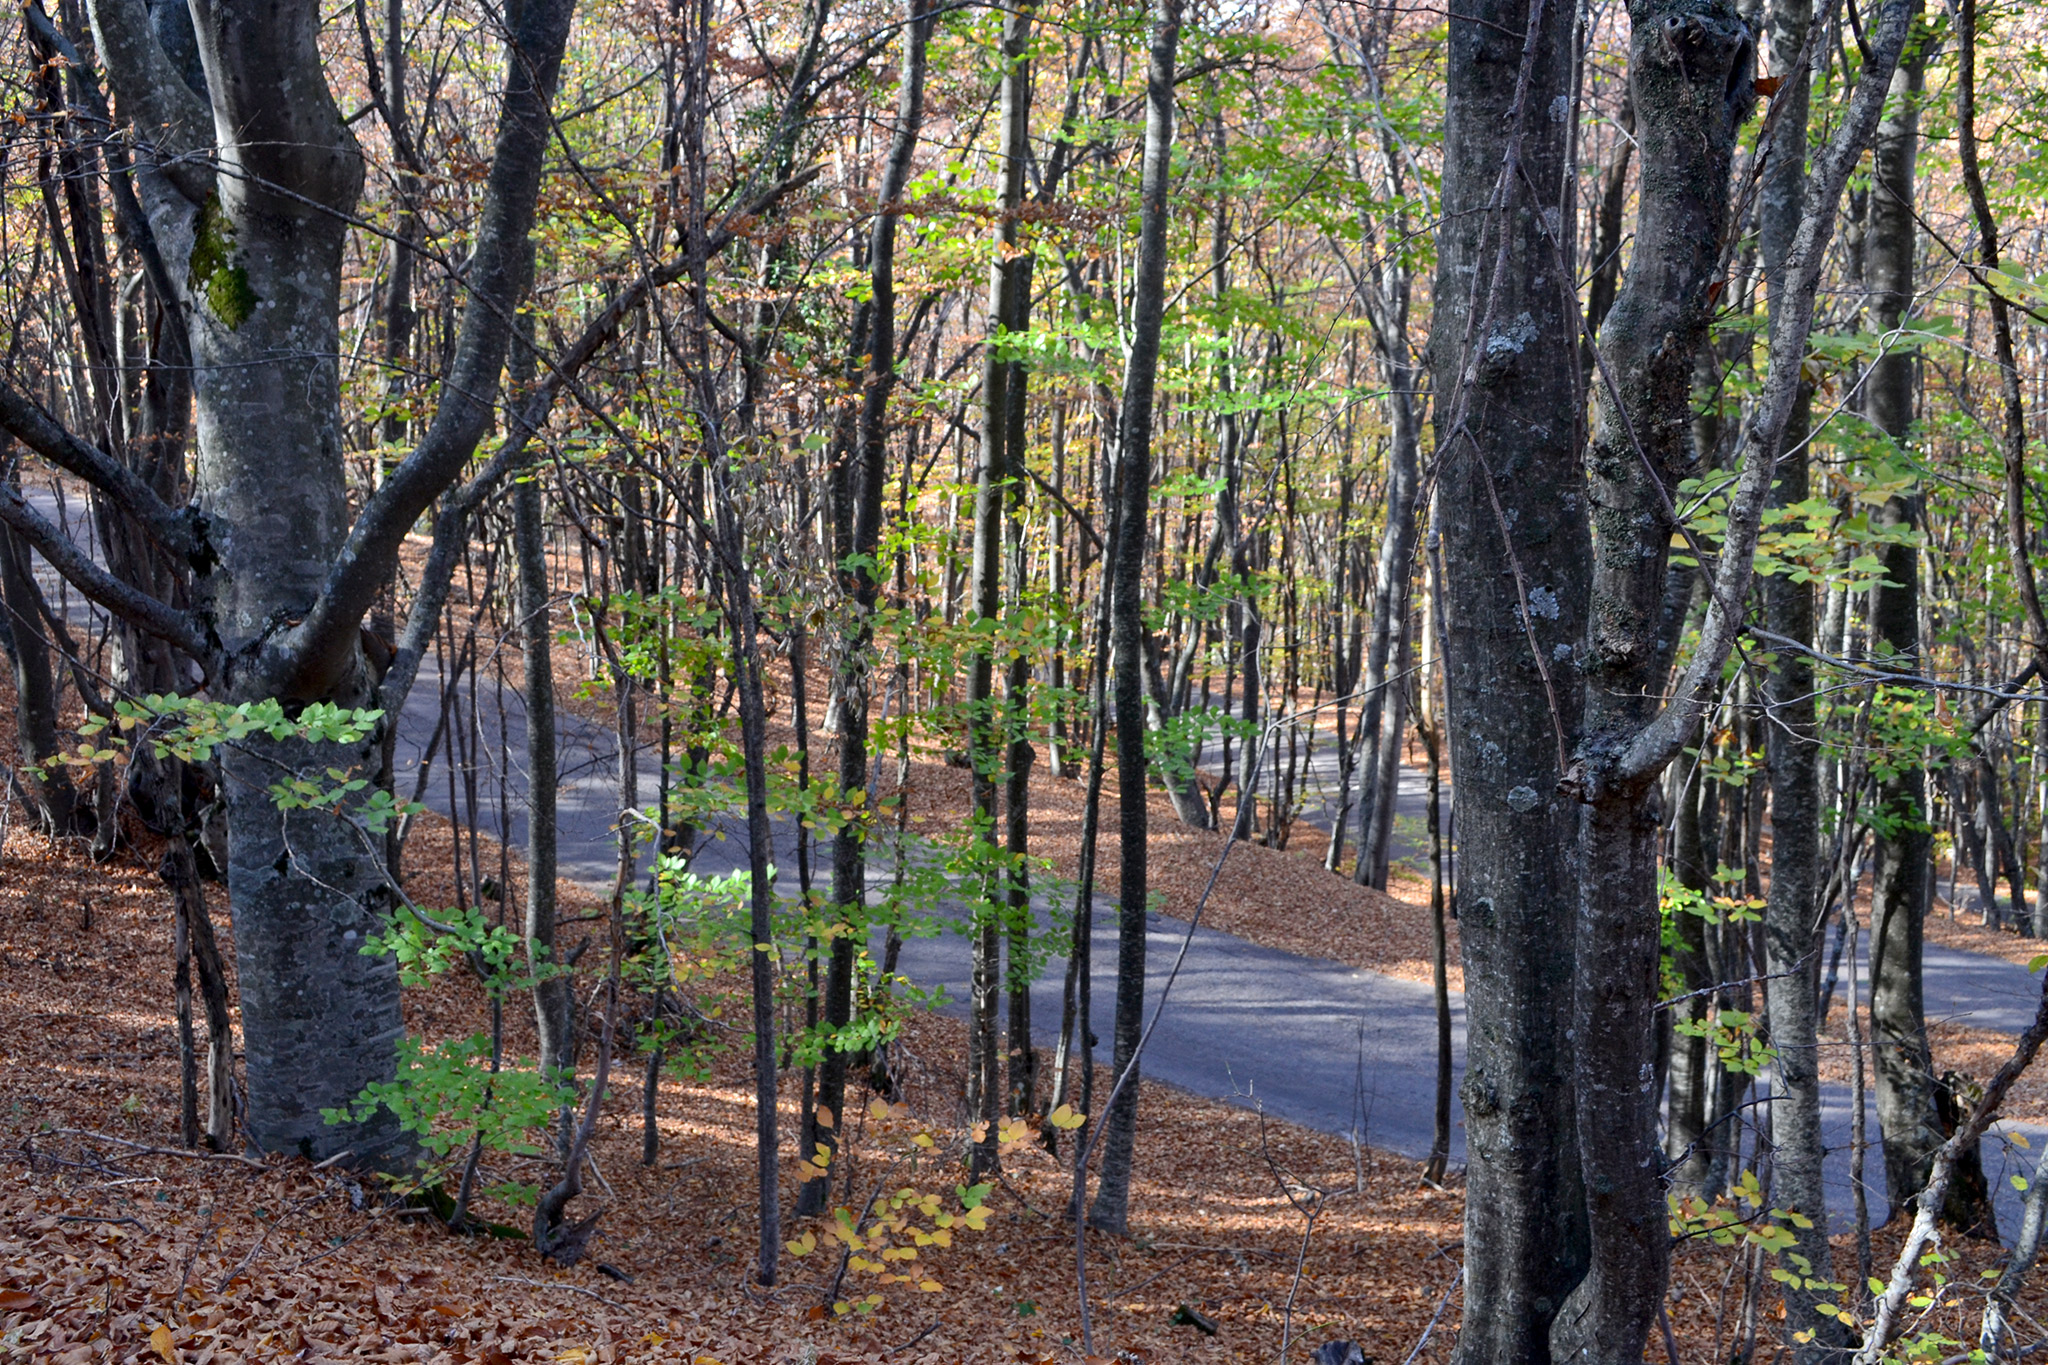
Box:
22;483;2048;1235
389;665;2048;1233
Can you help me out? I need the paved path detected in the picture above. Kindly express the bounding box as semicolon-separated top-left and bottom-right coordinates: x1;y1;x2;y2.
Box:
21;485;2048;1235
388;665;2048;1233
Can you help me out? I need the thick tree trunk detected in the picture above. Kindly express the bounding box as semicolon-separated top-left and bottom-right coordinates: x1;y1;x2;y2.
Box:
1563;5;1751;1356
180;62;392;1154
1433;1;1591;1354
1088;0;1182;1237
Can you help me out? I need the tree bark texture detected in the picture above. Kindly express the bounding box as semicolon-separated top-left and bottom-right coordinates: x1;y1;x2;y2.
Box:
1433;0;1592;1355
1755;0;1839;1349
1089;0;1182;1238
1863;45;1949;1223
1565;9;1752;1356
76;0;579;1162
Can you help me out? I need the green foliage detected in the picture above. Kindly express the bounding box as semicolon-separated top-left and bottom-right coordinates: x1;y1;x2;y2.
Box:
325;1033;570;1206
328;905;573;1207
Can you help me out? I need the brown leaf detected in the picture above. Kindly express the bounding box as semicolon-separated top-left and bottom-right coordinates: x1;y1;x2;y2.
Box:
1754;74;1784;96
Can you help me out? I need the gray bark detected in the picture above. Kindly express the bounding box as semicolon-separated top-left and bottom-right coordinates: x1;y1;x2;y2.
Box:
1863;44;1948;1223
1562;5;1752;1356
1756;0;1837;1348
1089;0;1182;1237
1434;1;1592;1354
70;0;581;1162
1351;357;1419;890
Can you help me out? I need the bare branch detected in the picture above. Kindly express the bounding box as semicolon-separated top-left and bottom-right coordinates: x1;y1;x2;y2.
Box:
0;380;198;561
0;481;212;669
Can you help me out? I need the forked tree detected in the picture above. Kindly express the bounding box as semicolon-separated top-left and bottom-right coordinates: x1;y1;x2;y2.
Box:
0;0;577;1163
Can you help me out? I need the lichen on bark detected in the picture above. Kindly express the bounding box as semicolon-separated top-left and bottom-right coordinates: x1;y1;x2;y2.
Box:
187;192;259;329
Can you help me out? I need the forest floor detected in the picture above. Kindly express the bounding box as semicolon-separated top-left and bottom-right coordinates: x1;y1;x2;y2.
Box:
9;529;2048;1355
10;809;2041;1364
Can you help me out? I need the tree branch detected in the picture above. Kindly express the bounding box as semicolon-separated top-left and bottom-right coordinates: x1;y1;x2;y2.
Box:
1614;0;1921;786
0;379;198;560
83;0;213;205
0;480;212;669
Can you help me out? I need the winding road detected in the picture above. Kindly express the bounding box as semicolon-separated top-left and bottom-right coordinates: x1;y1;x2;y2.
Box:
22;484;2047;1237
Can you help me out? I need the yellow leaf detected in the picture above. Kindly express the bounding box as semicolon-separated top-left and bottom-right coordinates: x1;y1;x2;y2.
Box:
1047;1104;1086;1130
919;1279;943;1292
150;1326;181;1364
869;1098;892;1120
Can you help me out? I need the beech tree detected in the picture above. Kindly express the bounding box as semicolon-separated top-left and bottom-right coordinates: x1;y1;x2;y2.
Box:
1434;0;1915;1356
0;0;581;1161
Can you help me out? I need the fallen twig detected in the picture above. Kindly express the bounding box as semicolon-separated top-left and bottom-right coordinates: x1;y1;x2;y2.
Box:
1400;1267;1462;1365
491;1275;629;1310
56;1128;265;1168
886;1321;941;1355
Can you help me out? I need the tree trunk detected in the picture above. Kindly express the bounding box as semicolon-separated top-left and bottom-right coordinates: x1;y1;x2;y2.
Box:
1088;0;1182;1237
801;0;930;1215
514;475;572;1084
1361;601;1412;887
162;829;234;1148
1433;0;1591;1354
1863;45;1952;1226
1351;362;1419;889
1563;7;1752;1355
0;511;79;834
1755;0;1838;1348
998;0;1039;1123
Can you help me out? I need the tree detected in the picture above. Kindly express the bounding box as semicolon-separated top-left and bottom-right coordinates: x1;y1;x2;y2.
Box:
1434;0;1916;1355
1431;0;1591;1352
802;0;931;1214
0;0;578;1162
1755;0;1841;1346
1088;0;1183;1238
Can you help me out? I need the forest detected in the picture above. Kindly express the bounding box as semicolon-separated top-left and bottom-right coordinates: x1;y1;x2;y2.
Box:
8;0;2048;1358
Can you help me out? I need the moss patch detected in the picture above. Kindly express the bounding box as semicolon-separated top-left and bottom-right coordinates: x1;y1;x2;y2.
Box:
188;192;259;330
